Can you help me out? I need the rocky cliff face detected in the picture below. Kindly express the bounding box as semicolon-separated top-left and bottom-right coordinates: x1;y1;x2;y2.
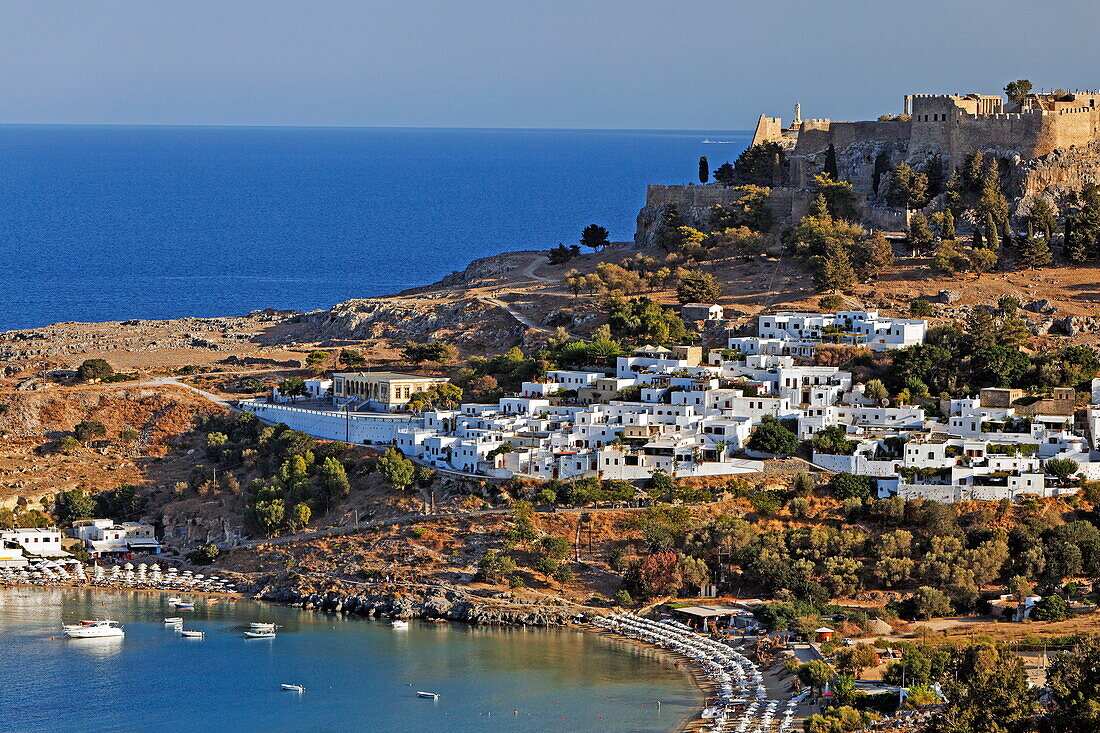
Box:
254;584;582;626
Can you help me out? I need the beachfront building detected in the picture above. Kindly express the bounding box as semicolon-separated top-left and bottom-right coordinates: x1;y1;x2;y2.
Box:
331;371;450;412
68;519;161;558
0;528;68;558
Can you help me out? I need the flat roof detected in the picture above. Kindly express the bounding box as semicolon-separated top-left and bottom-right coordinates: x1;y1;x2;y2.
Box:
672;605;754;618
332;372;448;382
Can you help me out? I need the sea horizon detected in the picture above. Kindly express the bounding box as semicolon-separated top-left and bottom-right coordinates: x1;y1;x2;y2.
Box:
0;124;752;331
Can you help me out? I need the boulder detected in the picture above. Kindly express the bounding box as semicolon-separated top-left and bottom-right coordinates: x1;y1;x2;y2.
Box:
1024;299;1056;315
936;290;962;304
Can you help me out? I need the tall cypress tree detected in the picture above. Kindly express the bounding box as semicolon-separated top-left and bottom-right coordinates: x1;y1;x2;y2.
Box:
940;209;956;241
698;156;709;184
823;144;839;180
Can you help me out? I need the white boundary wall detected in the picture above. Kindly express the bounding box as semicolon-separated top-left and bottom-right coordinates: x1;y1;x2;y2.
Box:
240;401;418;445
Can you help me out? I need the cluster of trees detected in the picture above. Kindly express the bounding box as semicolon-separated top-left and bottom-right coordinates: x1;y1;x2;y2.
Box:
784;180;894;291
401;341;458;367
53;484;147;526
604;294;694;344
711;142;785;188
477;502;577;587
195;412;358;537
889;306;1099;396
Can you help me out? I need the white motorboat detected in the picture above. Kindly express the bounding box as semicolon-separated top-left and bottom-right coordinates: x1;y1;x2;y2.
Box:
417;691;439;699
179;630;205;639
391;620;409;629
164;617;184;624
244;630;276;638
249;622;276;630
281;683;305;692
63;620;124;639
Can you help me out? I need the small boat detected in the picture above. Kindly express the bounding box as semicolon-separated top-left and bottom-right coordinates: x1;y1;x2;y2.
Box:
167;597;182;604
244;630;276;638
164;617;184;624
250;622;276;630
63;620;124;639
176;603;195;610
207;599;220;605
417;691;440;699
391;620;409;629
280;683;305;692
179;630;204;639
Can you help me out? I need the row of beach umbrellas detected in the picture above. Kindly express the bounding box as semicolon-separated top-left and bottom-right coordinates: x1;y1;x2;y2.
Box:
593;614;807;733
0;561;236;594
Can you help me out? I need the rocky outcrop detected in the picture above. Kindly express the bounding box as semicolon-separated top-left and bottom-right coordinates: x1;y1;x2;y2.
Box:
254;584;583;627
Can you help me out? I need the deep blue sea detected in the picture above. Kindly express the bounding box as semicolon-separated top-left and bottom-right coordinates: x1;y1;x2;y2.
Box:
0;588;698;733
0;126;750;331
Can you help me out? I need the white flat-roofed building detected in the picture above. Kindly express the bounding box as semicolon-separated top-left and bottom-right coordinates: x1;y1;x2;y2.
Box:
1;528;67;557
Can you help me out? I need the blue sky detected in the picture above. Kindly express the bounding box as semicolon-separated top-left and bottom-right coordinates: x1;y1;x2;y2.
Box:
1;0;1098;129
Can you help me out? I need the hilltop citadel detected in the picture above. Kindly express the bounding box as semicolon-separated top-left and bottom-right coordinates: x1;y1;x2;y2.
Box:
639;87;1100;241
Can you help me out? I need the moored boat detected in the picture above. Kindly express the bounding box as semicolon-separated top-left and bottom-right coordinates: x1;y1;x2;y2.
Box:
164;617;184;624
63;620;124;639
244;630;276;638
280;683;304;692
417;691;439;699
249;622;276;630
175;603;195;610
179;630;204;638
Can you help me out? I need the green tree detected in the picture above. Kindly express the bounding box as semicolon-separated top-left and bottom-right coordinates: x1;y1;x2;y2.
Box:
1026;197;1056;242
823;144;838;180
747;416;799;456
318;456;351;508
1045;636;1100;730
908;585;953;620
73;420;107;443
76;358;114;383
1017;230;1052;269
377;447;415;490
711;185;773;232
338;348;365;368
926;643;1036;733
907;212;935;254
54;489;95;526
94;485;146;521
698;156;709;184
1045;458;1078;485
940;208;957;241
675;269;721;304
580;224;610;252
731;142;784;186
814;174;858;221
712;162;735;187
829;472;872;500
288;502;312;531
58;436;81;455
1032;594;1071;622
477;549;517;583
1004;79;1033;106
864;379;889;402
811;236;857;291
798;660;835;694
406;383;464;412
278;377;307;400
187;543;220;565
403;341;458;366
859;230;894;280
246;498;286;537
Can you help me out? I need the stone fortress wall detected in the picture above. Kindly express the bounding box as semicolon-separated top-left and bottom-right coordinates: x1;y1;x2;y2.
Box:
636;89;1100;245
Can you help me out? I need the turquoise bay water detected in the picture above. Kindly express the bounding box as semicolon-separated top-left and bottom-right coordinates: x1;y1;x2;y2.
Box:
0;126;750;331
0;588;698;732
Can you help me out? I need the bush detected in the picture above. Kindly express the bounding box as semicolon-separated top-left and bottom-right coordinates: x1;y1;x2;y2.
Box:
57;436;81;455
187;543;220;565
613;589;633;606
910;299;935;317
829;473;872;500
73;420;108;443
76;358;114;382
747;415;799;456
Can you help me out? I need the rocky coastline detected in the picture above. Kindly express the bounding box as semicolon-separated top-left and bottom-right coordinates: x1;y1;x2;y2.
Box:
252;583;585;627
